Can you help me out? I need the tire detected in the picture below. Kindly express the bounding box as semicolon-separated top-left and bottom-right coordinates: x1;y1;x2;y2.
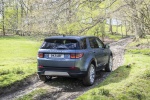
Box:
38;75;52;82
105;55;113;72
83;64;96;86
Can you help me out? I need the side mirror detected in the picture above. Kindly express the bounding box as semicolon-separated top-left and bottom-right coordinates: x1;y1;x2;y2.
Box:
105;44;110;48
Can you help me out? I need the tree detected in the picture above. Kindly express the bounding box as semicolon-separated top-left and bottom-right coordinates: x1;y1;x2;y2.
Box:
0;0;149;38
1;0;5;35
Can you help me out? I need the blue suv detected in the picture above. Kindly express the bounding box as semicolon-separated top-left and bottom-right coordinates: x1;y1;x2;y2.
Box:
37;36;113;86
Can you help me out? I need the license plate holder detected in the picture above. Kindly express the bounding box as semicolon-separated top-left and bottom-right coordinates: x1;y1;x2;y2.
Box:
44;71;69;76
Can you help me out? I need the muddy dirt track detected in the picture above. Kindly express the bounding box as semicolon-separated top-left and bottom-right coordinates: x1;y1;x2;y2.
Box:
0;37;133;100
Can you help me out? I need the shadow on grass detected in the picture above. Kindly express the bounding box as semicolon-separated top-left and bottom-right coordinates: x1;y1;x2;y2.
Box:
96;65;131;88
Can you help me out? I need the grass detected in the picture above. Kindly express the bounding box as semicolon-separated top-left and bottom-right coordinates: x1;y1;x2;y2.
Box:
77;38;150;100
104;24;128;41
105;33;123;41
129;37;150;47
127;37;150;55
17;89;47;100
0;36;41;88
105;24;130;41
105;24;127;34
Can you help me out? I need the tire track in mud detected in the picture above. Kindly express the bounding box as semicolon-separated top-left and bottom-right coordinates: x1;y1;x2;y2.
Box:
0;37;133;100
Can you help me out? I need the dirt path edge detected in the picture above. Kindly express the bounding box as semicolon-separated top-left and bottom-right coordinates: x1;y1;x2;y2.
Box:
0;74;38;95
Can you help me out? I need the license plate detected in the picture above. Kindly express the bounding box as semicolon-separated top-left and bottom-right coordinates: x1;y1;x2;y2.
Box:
49;54;64;58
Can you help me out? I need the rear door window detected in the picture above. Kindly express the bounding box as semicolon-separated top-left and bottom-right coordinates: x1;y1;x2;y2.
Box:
41;39;79;49
96;38;104;48
89;38;99;48
80;38;87;49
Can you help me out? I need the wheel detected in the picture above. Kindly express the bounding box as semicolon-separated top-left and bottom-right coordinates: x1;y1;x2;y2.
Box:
38;75;52;82
105;55;113;72
83;64;96;86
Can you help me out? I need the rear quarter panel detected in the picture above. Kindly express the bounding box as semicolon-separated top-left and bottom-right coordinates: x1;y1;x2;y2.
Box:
74;49;97;71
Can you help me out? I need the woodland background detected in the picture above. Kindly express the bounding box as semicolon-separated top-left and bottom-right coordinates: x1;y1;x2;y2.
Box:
0;0;150;39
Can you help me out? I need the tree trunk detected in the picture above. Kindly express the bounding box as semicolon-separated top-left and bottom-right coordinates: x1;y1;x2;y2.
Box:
2;0;5;36
133;11;144;39
101;21;105;42
125;21;128;36
16;0;18;34
131;18;134;34
121;24;123;38
109;18;113;34
116;19;118;34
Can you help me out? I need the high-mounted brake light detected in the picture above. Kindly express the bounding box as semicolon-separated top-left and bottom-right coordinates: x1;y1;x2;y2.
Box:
70;53;84;59
38;53;44;58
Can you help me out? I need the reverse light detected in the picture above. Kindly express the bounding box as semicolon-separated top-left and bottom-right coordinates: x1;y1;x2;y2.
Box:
38;53;44;58
70;53;84;59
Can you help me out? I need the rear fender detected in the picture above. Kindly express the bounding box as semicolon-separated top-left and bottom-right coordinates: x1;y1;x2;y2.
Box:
82;57;97;71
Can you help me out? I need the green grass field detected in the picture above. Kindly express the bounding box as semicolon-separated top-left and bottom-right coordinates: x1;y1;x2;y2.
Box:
77;38;150;100
0;36;41;88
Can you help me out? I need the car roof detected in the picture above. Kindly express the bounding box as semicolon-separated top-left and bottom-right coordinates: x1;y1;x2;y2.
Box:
45;35;97;40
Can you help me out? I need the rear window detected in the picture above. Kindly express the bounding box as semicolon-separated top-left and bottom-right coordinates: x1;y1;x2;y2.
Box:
41;39;79;49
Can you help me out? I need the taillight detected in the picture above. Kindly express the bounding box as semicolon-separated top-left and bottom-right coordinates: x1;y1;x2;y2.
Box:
70;53;84;59
38;53;44;58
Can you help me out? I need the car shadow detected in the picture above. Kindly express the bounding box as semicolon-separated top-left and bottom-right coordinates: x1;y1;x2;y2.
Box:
44;65;131;92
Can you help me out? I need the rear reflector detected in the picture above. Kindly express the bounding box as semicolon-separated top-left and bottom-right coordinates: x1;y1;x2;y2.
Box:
70;53;84;59
70;66;80;70
38;53;44;58
38;66;43;68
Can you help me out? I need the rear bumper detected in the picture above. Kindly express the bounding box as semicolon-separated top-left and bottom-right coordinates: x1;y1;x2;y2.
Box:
37;70;87;78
